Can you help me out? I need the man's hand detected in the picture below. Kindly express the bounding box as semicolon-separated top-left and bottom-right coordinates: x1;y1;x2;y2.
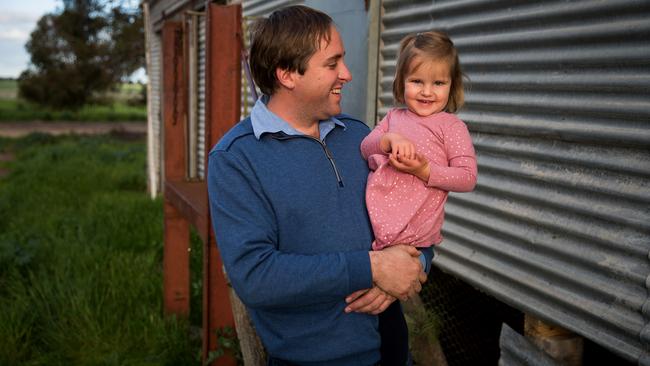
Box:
369;245;427;301
344;286;396;315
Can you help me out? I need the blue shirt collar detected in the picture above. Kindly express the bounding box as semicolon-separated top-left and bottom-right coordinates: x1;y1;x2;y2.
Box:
251;95;346;141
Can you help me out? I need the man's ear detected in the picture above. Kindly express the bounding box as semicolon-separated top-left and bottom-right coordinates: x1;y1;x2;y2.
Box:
275;67;296;90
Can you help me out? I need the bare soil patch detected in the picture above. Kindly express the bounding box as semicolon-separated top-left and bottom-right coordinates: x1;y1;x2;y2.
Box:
0;121;146;138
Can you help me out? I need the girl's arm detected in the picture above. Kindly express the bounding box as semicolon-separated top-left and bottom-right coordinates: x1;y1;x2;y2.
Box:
361;109;418;161
427;120;477;192
360;114;390;159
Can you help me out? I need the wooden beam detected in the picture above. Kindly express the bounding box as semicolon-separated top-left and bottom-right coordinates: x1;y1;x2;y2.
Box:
163;21;187;182
203;4;241;364
163;201;190;316
525;314;584;366
165;180;209;243
162;20;190;317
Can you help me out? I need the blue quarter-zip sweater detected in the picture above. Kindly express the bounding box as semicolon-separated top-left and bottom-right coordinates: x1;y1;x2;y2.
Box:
208;110;379;364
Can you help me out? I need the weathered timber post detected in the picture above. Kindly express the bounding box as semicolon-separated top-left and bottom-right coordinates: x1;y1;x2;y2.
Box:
525;314;584;366
203;4;242;365
162;20;190;317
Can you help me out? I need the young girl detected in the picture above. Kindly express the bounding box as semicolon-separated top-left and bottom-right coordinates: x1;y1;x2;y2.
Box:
363;31;477;365
362;30;477;253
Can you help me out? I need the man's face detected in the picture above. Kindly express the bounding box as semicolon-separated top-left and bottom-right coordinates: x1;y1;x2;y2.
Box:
292;26;352;122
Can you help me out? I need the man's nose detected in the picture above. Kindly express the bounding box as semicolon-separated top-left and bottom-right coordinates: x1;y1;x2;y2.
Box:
339;61;352;82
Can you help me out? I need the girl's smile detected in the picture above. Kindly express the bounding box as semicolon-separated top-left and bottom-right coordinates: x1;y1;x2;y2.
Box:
403;58;452;117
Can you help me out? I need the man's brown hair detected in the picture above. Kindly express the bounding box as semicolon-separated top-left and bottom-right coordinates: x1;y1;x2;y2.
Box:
249;6;333;96
392;31;465;113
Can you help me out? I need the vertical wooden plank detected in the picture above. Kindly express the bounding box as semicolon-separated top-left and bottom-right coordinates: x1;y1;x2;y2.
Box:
163;201;190;316
525;314;584;366
203;4;241;365
206;4;242;151
162;21;190;317
163;21;187;181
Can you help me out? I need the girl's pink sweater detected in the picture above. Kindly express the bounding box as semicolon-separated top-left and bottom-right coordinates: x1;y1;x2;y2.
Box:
361;108;477;250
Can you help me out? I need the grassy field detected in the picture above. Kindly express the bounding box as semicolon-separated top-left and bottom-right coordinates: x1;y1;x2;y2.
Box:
0;134;204;365
0;79;146;122
0;79;17;100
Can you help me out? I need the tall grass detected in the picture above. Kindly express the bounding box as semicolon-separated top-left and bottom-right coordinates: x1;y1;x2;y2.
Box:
0;134;201;365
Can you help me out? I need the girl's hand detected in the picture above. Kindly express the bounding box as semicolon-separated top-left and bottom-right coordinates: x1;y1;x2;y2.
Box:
380;133;416;161
389;153;430;182
344;286;396;315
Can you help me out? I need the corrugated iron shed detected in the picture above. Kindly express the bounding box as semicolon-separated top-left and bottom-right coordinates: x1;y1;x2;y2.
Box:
378;0;650;363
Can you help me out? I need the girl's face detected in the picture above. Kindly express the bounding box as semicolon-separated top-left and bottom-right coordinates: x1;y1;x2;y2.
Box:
403;57;451;117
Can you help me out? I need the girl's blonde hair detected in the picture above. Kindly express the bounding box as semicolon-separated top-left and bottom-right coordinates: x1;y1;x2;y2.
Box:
392;31;465;113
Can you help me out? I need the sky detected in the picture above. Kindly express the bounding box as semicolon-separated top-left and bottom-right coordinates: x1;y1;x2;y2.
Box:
0;0;60;78
0;0;145;81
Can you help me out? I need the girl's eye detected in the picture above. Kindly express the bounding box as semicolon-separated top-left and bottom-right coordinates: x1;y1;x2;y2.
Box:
409;79;422;84
435;81;447;86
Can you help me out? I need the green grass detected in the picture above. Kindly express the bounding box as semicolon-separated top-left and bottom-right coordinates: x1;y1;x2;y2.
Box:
0;79;146;122
0;79;16;89
0;134;202;365
0;79;18;100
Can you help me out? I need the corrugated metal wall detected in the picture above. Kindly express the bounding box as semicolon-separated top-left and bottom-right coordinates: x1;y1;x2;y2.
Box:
185;11;206;181
242;0;304;17
149;0;187;30
379;0;650;364
187;13;199;180
149;33;163;196
197;14;207;179
499;324;561;366
146;0;192;193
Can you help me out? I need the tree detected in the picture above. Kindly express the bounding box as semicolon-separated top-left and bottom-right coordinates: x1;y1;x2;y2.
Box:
18;0;144;109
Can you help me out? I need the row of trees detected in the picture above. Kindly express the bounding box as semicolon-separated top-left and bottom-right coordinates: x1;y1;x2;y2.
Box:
18;0;144;109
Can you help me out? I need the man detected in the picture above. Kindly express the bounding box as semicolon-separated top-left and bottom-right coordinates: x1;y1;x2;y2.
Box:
208;5;427;365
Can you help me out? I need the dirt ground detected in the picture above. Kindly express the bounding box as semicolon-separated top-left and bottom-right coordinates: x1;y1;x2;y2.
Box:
0;121;146;138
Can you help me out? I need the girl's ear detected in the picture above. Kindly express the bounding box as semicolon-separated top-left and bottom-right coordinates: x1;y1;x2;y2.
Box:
275;67;296;90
